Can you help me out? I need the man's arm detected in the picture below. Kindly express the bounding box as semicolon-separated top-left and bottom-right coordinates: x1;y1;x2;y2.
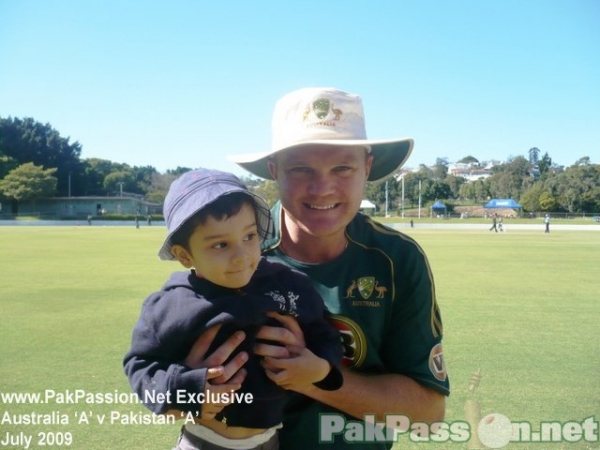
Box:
298;370;445;423
256;313;445;423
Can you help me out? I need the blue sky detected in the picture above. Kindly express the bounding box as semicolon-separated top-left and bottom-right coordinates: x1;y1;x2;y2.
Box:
1;0;598;177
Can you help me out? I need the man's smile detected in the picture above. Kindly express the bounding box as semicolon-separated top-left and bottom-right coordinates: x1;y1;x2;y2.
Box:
306;203;340;210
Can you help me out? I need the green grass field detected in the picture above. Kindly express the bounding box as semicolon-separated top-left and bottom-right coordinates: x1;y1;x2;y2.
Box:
0;226;598;449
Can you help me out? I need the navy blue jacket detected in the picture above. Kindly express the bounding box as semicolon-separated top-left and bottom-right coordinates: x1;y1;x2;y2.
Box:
123;258;342;428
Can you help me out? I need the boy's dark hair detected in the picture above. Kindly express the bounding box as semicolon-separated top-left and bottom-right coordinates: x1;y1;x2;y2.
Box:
169;192;262;252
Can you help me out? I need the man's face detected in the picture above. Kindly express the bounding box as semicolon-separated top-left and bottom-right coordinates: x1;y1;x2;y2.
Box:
268;145;373;239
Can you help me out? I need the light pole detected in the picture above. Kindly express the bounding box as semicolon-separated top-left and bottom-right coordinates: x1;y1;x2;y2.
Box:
399;174;405;218
418;179;422;219
394;172;406;218
385;180;389;217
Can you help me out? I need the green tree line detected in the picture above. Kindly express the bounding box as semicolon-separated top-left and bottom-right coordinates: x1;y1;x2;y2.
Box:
0;117;194;209
1;117;598;214
365;155;599;214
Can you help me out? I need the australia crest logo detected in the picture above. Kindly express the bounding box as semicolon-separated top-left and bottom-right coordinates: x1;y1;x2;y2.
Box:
344;277;388;300
357;277;375;299
303;98;343;122
312;98;331;119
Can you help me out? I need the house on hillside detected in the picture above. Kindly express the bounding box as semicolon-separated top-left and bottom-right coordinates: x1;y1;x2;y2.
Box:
448;161;499;182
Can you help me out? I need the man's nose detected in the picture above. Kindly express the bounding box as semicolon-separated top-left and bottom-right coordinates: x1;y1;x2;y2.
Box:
307;172;335;196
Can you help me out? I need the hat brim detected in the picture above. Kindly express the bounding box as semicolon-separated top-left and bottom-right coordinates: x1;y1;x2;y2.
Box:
229;138;413;182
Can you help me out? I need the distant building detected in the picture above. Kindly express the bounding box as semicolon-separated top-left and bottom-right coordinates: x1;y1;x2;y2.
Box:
6;196;162;218
448;161;499;182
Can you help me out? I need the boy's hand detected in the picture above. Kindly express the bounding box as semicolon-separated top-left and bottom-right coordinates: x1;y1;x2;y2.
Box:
255;312;328;391
261;346;330;391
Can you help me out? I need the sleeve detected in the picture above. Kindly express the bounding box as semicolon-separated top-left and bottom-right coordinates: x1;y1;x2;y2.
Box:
383;238;450;396
123;292;209;415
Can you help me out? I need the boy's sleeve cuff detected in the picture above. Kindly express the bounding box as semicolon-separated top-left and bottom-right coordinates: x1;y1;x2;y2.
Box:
166;366;208;414
313;366;344;391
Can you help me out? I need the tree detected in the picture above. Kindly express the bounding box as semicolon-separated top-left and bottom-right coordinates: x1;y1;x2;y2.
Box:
432;160;448;180
145;171;180;205
131;165;158;194
519;183;544;212
457;156;480;165
537;152;553;177
81;158;117;195
167;166;194;176
573;156;591;167
425;180;452;202
487;156;534;200
445;174;466;199
0;163;57;213
0;117;83;196
538;191;557;211
252;180;280;207
0;152;19;179
548;164;600;213
104;171;136;196
459;179;489;202
528;147;541;165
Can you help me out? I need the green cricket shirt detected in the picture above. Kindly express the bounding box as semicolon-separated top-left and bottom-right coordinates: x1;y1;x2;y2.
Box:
262;203;450;449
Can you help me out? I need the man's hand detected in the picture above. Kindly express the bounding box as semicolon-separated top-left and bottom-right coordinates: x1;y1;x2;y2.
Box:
185;324;248;385
163;367;245;422
163;324;249;422
200;367;244;420
254;312;306;359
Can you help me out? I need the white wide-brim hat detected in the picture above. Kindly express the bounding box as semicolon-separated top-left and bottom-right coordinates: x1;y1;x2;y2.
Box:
229;87;414;182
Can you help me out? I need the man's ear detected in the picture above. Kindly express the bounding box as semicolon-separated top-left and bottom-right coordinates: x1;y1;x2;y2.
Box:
170;245;193;268
267;157;278;180
365;151;374;179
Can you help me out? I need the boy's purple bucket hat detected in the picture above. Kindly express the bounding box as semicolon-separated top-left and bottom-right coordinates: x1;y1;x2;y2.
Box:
157;168;272;261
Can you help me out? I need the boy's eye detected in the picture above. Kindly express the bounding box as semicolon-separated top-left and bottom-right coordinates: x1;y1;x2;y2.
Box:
212;242;227;250
244;232;258;241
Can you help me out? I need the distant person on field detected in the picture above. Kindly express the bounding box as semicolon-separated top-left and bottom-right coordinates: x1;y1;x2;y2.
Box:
498;217;503;232
544;214;550;233
123;168;342;450
489;214;498;232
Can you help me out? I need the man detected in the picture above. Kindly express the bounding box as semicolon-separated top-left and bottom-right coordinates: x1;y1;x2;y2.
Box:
489;214;498;232
188;88;450;449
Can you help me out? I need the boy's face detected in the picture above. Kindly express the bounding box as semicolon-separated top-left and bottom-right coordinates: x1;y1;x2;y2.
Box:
171;202;261;289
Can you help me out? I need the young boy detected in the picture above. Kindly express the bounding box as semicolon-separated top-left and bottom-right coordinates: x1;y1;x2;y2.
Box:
123;168;343;450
